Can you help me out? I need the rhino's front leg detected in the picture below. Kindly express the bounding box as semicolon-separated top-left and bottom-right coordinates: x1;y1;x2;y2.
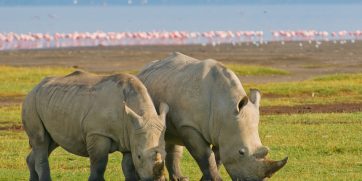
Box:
166;144;189;181
121;152;139;181
87;135;112;181
212;146;222;170
200;146;222;181
179;127;222;181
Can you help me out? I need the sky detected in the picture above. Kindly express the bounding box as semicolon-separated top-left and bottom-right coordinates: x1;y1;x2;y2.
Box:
0;0;361;6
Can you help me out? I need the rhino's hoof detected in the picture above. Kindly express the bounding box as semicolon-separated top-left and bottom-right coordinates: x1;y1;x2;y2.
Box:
171;176;189;181
178;177;189;181
200;176;222;181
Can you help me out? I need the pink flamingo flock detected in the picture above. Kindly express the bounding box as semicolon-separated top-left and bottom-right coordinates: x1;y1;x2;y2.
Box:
0;30;361;51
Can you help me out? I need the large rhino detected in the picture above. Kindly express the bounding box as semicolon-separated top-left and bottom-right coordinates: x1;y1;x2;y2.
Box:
138;52;288;181
22;70;169;181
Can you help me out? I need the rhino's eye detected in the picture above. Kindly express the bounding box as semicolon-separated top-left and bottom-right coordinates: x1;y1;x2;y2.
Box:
239;148;245;156
138;155;141;159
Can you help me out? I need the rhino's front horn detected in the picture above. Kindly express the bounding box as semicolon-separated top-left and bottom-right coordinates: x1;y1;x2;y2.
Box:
153;159;166;180
264;157;288;178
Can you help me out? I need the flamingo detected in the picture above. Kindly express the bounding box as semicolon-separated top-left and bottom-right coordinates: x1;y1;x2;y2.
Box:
0;29;361;51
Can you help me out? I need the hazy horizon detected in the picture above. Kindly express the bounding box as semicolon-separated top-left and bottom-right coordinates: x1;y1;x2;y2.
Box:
1;0;361;6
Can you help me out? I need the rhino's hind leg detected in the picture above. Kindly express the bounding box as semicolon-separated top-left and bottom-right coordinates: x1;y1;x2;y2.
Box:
23;91;53;180
26;150;38;181
166;144;189;181
28;132;54;181
86;135;112;181
179;127;222;181
26;140;58;181
121;152;139;181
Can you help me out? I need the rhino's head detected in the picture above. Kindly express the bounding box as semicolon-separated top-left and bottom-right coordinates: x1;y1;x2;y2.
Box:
218;89;287;180
125;102;169;181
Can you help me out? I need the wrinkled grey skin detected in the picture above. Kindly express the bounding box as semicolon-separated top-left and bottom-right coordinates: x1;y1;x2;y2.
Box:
22;70;169;181
138;52;287;181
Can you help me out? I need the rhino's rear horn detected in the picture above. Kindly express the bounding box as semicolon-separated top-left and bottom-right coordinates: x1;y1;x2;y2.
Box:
154;151;162;162
264;157;288;178
253;146;269;158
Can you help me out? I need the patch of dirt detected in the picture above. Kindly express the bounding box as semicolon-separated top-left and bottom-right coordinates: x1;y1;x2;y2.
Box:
0;124;23;131
1;41;362;83
261;93;286;99
261;103;362;115
0;96;24;106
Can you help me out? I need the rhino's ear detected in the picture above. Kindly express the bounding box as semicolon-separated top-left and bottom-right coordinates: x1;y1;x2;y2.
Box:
124;103;143;128
237;96;248;113
250;89;261;108
158;102;169;121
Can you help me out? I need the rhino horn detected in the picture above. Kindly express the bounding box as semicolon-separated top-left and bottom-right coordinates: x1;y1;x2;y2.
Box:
264;157;288;178
153;153;166;179
253;146;269;158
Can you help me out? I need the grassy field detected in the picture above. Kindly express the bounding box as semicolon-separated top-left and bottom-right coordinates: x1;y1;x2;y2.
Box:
0;65;361;180
0;66;74;97
1;65;361;107
245;73;362;106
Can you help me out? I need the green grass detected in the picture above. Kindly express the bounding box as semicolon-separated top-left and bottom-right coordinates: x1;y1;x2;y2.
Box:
0;65;140;98
226;64;289;76
245;73;362;106
1;65;362;180
0;66;74;97
260;112;362;180
0;105;361;180
2;65;361;107
0;105;20;130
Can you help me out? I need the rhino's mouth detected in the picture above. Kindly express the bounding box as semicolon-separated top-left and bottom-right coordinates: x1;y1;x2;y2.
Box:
228;156;288;181
232;177;269;181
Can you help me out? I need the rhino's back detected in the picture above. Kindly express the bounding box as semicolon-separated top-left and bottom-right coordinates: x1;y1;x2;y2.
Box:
139;52;211;107
139;51;244;105
31;71;144;155
139;52;216;94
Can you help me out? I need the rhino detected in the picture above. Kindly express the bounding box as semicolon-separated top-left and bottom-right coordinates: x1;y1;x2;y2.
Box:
22;70;169;181
138;52;288;181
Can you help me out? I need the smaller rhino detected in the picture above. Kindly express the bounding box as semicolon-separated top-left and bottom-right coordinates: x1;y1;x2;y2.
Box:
22;70;169;181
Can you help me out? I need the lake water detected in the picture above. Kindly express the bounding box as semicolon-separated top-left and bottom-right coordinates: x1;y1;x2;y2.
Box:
0;4;361;34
